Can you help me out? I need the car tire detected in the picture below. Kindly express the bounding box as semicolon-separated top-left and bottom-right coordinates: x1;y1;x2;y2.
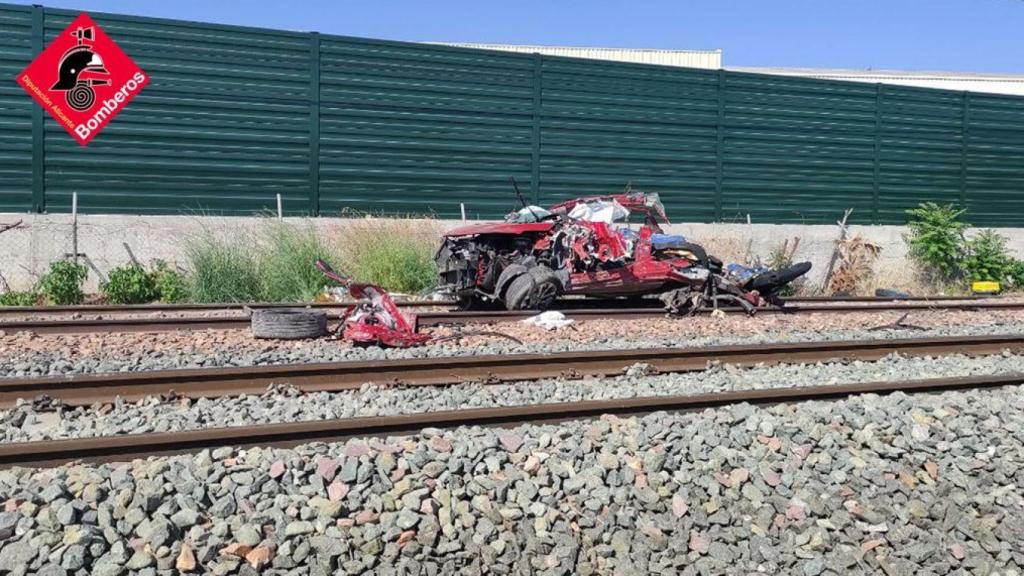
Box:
251;308;328;339
529;266;562;310
504;273;536;311
495;264;529;301
874;288;910;299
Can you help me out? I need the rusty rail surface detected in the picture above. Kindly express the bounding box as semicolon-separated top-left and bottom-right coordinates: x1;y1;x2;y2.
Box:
413;300;1024;327
0;294;993;317
2;371;1020;469
2;334;1023;408
1;299;1020;334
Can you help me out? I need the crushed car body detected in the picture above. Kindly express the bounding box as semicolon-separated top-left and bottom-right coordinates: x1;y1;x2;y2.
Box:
435;191;811;313
315;259;432;347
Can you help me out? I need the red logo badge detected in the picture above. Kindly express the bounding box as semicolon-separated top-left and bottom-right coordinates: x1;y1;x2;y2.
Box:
15;13;148;146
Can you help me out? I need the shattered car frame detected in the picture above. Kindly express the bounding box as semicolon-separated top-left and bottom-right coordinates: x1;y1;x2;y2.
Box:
435;191;811;313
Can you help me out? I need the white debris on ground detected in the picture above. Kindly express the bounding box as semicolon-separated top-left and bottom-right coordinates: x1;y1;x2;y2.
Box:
521;311;575;331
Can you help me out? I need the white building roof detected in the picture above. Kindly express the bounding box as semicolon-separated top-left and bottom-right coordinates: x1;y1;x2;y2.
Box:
433;42;1024;96
731;67;1024;96
434;43;722;69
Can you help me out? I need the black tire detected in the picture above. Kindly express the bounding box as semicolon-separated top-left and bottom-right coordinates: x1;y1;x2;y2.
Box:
745;262;812;295
528;266;562;310
874;288;910;299
504;273;536;311
251;309;327;339
495;264;529;301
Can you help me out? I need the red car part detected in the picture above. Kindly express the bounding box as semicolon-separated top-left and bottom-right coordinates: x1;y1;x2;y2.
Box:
315;260;432;348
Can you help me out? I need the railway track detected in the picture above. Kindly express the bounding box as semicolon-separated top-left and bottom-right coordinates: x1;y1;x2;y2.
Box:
0;294;993;318
2;371;1020;468
0;298;1019;334
3;333;1023;407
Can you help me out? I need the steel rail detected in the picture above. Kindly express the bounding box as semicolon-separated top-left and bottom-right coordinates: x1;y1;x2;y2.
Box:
413;300;1024;327
0;294;993;317
2;300;1021;334
0;301;442;316
2;372;1020;469
2;334;1023;408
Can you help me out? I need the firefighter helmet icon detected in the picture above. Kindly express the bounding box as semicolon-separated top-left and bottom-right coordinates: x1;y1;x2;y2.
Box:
50;26;110;111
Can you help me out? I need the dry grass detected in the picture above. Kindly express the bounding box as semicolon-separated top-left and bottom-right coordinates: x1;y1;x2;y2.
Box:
827;235;882;295
690;235;756;266
333;216;445;295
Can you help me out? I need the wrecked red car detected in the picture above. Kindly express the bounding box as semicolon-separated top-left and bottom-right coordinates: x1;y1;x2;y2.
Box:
435;191;811;313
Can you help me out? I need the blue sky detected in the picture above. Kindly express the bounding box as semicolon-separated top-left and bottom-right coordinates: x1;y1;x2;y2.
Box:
10;0;1023;73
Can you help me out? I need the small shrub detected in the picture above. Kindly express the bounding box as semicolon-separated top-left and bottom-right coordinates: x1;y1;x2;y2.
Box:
152;260;188;303
184;229;264;303
336;217;441;294
102;264;158;304
904;202;968;282
963;229;1013;283
258;219;342;302
766;237;804;296
1007;259;1024;289
0;291;38;306
37;260;87;305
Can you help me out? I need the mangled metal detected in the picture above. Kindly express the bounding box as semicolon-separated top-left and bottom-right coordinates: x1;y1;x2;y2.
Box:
315;260;432;348
435;191;811;313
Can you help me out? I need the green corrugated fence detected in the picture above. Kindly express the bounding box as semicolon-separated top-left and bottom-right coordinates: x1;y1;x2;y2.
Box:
3;3;1024;225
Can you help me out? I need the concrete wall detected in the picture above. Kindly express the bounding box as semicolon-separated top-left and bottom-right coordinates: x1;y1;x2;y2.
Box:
3;213;1024;294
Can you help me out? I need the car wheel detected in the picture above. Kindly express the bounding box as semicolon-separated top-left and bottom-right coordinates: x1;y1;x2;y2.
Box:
495;264;529;301
504;273;536;311
529;266;562;310
251;309;328;339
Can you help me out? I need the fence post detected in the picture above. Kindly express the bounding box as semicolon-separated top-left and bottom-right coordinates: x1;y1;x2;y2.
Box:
308;32;321;217
714;70;725;221
530;53;542;205
960;91;970;208
872;83;882;224
30;5;44;214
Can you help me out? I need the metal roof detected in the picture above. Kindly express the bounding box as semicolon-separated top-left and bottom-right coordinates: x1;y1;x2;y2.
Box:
435;43;1024;96
432;43;722;69
730;67;1024;96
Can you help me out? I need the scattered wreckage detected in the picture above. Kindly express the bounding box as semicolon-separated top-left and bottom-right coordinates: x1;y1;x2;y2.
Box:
254;190;811;348
435;190;811;314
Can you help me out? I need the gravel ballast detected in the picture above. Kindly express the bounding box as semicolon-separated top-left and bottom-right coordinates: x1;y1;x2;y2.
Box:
4;310;1024;377
3;350;1023;442
1;385;1022;574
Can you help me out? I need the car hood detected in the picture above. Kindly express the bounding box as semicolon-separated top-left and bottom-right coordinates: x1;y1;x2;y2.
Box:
444;222;555;237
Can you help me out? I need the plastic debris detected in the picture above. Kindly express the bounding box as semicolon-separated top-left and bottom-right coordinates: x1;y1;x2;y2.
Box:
521;310;574;330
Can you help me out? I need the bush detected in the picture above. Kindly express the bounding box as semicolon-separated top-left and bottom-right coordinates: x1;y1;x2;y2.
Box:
152;261;188;303
37;260;87;305
101;264;158;304
963;229;1013;283
904;202;968;282
1007;260;1024;289
0;291;38;306
258;219;342;302
183;229;264;303
336;217;441;294
766;239;802;297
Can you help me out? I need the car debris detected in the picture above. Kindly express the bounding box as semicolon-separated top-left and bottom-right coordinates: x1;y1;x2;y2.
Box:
316;259;433;348
435;188;811;313
314;260;521;348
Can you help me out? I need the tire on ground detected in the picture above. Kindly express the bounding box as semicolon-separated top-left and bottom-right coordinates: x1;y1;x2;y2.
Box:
528;266;562;310
874;288;911;299
251;308;328;339
504;273;537;311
